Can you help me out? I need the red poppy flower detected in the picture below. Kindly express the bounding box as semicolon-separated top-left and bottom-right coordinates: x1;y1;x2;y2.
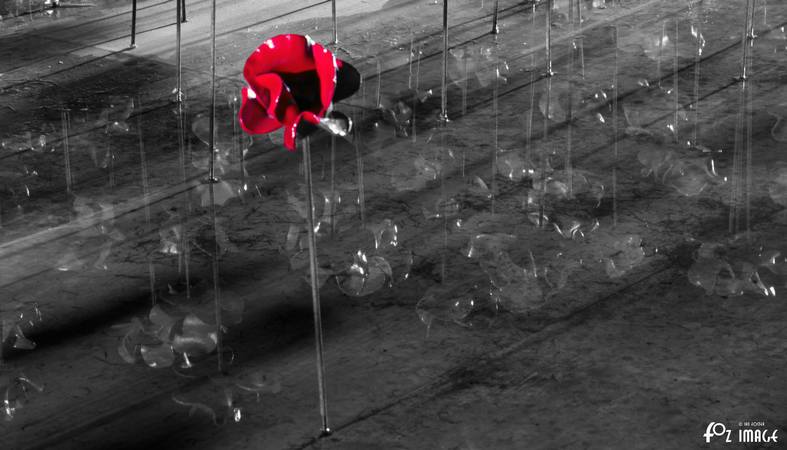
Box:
239;34;360;150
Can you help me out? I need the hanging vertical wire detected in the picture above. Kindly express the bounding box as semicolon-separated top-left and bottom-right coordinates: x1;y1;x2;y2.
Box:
207;0;224;374
302;137;331;435
61;109;73;196
440;0;449;121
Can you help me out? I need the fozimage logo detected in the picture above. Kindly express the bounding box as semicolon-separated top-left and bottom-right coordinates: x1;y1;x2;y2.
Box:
704;422;779;444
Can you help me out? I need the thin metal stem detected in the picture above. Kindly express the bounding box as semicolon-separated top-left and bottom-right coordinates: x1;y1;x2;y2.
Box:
332;0;338;45
176;0;183;101
491;0;499;34
137;102;150;224
208;0;224;374
440;0;448;121
566;0;575;198
613;11;619;227
673;16;679;143
330;135;336;237
545;0;553;76
62;110;73;195
303;137;331;435
740;0;753;80
130;0;137;48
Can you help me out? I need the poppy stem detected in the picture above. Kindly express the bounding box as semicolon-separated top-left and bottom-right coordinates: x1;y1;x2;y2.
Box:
612;4;619;227
302;137;331;436
692;1;702;147
137;98;150;225
331;0;338;45
440;0;448;122
566;0;574;198
175;0;183;102
208;0;225;375
130;0;137;48
61;109;72;195
176;94;191;300
545;0;553;76
491;0;499;35
330;135;336;237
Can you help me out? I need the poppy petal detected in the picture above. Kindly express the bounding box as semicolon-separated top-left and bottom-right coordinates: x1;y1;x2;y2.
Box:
334;60;361;104
243;34;315;79
239;87;281;134
283;111;321;151
310;40;337;116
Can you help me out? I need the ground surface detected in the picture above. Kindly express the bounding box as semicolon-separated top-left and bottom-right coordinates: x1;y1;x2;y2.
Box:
0;0;786;449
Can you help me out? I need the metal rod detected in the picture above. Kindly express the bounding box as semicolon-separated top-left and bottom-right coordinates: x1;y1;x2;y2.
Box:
137;101;150;224
566;0;575;198
176;97;191;300
692;1;702;147
673;16;679;143
525;3;536;164
613;8;619;227
181;0;187;22
176;0;183;102
331;0;338;45
130;0;137;48
545;0;553;76
208;0;224;374
62;109;72;195
440;0;448;121
740;0;753;80
355;133;365;227
539;75;552;228
491;42;498;213
330;135;336;237
303;137;331;436
491;0;499;34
